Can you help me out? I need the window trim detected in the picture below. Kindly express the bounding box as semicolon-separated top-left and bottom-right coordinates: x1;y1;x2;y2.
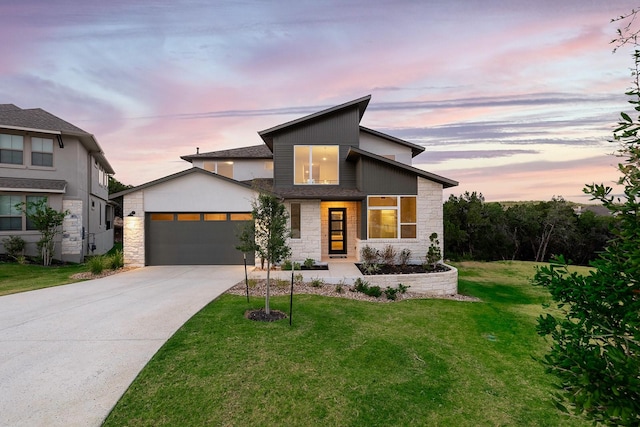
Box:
0;194;48;232
30;137;54;167
367;195;417;240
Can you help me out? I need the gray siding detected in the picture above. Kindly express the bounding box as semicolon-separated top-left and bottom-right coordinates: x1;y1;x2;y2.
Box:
273;108;360;189
358;157;417;195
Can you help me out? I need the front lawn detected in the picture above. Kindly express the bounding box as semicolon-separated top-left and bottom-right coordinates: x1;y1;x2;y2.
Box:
104;260;591;426
0;262;91;296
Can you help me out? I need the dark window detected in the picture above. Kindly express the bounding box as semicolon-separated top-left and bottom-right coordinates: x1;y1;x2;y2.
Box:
0;134;24;165
291;203;301;239
26;196;46;230
31;137;53;167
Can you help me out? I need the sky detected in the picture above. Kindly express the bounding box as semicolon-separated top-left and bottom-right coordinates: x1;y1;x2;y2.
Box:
0;0;637;202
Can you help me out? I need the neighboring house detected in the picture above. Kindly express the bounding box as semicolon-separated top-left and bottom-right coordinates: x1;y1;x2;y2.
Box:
114;95;457;267
0;104;115;263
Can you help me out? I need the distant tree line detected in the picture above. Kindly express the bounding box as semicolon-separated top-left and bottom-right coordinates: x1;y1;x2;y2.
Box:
443;192;614;265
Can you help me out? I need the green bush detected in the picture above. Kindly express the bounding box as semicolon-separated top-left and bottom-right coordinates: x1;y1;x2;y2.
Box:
360;245;379;264
88;256;107;275
303;258;315;268
384;286;398;300
353;278;382;298
310;278;324;288
108;250;124;270
2;235;26;261
281;260;300;271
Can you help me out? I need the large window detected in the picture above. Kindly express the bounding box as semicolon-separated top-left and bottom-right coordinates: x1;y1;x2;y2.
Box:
294;145;339;185
367;196;417;239
0;134;24;165
0;195;22;230
31;137;53;167
0;195;47;231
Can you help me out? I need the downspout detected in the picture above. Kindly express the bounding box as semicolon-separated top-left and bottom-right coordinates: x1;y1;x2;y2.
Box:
87;151;91;258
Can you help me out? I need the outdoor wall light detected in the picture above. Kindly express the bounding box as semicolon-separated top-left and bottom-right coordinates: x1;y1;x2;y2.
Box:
128;211;136;216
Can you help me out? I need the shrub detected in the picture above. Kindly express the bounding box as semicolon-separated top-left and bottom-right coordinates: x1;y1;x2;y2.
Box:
425;233;442;271
361;262;380;275
310;277;324;288
247;278;258;288
360;245;380;264
88;256;107;275
384;286;399;300
353;278;382;297
335;283;344;293
399;248;411;267
108;250;124;270
397;283;410;294
303;258;315;268
380;245;397;265
294;273;304;285
2;235;26;261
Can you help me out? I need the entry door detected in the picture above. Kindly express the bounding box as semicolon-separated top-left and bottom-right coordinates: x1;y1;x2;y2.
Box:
328;208;347;255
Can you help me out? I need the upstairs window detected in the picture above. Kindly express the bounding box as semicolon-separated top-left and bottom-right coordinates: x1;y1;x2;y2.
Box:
294;145;338;185
31;137;53;167
203;161;234;179
0;134;24;165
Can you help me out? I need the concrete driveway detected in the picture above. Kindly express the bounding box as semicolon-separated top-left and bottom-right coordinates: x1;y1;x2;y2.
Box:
0;265;244;427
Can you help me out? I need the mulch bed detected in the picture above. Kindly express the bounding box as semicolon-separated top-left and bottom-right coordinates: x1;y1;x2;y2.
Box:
245;309;288;322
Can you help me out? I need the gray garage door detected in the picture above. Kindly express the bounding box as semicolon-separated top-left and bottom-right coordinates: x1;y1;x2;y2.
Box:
146;212;253;265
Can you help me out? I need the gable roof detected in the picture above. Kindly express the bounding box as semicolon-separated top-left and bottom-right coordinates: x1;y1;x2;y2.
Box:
109;167;254;199
0;104;114;174
346;146;458;189
181;144;273;162
359;126;425;158
258;95;371;149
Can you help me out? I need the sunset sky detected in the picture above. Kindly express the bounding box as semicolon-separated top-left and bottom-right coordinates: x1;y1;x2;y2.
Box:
0;0;636;202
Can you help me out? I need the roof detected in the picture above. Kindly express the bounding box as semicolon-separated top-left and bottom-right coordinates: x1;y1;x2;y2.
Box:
258;95;371;149
246;178;366;200
109;167;254;199
359;126;425;158
0;104;114;174
0;177;67;193
346;147;458;189
181;144;273;162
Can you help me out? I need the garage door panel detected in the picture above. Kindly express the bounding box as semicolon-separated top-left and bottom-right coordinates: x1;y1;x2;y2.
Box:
146;213;253;265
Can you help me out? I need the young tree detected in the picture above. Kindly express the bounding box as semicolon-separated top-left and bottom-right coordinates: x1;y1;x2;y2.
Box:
17;199;68;266
532;48;640;425
237;192;291;315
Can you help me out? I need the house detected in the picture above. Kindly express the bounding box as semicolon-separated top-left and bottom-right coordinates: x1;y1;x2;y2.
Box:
0;104;114;263
114;95;457;267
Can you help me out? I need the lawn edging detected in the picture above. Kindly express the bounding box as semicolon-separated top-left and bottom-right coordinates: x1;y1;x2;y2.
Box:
363;263;458;295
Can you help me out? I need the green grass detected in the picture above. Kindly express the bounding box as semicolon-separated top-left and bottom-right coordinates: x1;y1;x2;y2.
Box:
0;243;124;296
104;260;592;426
0;262;90;296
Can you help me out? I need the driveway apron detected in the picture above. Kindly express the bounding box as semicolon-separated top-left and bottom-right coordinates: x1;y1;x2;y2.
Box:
0;265;244;427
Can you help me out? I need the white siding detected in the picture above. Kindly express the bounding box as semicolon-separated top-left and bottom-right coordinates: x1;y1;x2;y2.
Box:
359;131;413;165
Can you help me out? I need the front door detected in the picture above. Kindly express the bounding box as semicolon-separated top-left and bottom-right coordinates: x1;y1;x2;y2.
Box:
328;208;347;255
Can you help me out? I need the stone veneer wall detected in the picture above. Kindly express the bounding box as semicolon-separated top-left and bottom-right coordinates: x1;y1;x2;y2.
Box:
123;191;145;267
284;200;322;265
61;199;83;263
364;264;458;295
356;177;443;264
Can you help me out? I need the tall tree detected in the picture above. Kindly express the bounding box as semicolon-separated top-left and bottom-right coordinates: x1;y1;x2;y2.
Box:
237;192;291;315
532;45;640;424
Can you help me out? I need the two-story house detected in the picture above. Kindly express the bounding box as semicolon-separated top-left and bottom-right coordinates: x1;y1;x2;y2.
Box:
0;104;115;263
114;96;457;267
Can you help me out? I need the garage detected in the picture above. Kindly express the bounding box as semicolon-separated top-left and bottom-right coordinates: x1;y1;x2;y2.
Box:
145;212;253;265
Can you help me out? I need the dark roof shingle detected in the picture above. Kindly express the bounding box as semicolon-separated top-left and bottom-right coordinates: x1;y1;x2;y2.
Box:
181;144;273;161
0;177;67;192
